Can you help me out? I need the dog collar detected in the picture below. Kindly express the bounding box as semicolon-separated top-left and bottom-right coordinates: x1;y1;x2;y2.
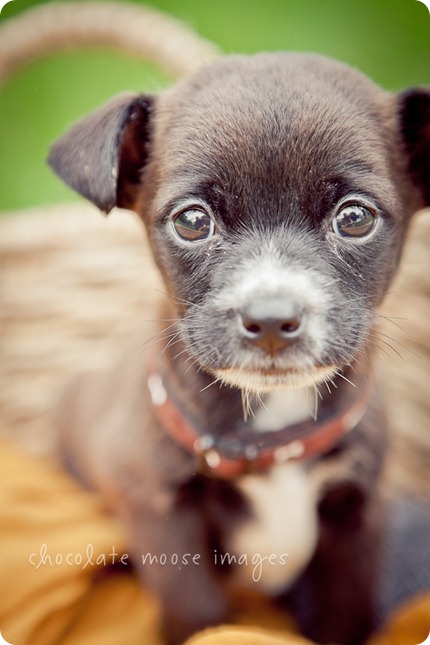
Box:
147;368;371;479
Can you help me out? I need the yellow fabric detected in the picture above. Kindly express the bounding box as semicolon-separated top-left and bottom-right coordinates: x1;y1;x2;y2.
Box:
0;441;428;645
367;594;430;645
0;442;162;645
186;626;311;645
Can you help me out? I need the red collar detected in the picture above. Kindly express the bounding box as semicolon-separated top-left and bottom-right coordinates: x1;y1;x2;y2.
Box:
147;368;371;479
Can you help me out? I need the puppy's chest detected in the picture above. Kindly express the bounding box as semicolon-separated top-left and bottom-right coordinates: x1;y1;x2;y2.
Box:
225;462;318;594
224;389;319;594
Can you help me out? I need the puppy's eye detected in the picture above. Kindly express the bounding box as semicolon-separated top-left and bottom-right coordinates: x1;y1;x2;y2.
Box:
332;204;377;238
172;208;215;242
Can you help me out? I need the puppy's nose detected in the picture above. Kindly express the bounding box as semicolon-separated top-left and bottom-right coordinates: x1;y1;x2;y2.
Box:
239;298;304;355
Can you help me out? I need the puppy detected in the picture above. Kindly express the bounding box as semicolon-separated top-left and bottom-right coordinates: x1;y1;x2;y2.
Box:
48;52;430;645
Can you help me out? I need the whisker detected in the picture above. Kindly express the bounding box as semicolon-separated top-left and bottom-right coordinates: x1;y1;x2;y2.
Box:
241;390;248;422
154;334;184;368
139;332;180;355
349;356;371;380
256;391;268;411
140;318;181;324
248;391;256;419
139;320;181;351
165;346;194;365
164;338;202;365
371;329;422;360
327;376;338;390
323;377;332;395
364;337;392;359
333;370;356;388
153;288;205;310
314;384;323;401
367;333;405;361
141;319;180;340
200;376;223;393
312;385;320;421
241;388;256;421
184;356;202;377
374;313;411;336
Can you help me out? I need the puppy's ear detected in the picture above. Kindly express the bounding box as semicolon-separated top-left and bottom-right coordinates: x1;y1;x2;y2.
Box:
398;88;430;206
48;93;155;214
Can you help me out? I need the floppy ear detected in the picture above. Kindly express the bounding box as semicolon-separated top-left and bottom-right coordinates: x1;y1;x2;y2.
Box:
48;93;155;213
398;88;430;206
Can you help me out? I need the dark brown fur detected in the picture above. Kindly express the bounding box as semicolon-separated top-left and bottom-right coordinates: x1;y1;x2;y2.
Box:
49;53;430;644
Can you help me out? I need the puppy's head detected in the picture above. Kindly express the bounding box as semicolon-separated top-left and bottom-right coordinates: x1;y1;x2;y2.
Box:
49;53;430;393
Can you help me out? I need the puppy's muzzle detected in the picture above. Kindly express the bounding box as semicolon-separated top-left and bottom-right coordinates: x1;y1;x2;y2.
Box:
238;296;304;356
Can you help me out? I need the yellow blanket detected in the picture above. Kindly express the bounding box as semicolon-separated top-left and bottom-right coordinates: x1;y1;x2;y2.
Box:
0;441;428;645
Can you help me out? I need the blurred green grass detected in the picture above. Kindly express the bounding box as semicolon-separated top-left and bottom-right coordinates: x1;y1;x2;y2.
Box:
0;0;429;210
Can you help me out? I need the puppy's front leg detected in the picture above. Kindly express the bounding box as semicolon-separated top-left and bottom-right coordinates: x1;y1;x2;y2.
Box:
125;500;228;645
286;482;382;645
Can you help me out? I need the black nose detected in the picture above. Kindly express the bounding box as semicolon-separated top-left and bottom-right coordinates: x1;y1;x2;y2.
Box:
239;298;304;355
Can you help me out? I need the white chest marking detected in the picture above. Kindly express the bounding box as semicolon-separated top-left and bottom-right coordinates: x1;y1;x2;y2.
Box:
253;387;315;432
229;463;318;594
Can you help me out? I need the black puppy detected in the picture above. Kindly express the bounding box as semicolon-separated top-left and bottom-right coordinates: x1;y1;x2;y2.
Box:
49;53;430;645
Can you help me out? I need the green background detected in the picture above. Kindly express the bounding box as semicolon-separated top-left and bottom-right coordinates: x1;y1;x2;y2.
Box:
0;0;429;211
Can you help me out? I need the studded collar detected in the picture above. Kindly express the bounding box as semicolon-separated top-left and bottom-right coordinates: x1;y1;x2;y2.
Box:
147;366;370;479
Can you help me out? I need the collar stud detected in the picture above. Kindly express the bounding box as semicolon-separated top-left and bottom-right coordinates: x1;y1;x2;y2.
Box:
274;440;305;464
193;434;215;454
203;449;222;469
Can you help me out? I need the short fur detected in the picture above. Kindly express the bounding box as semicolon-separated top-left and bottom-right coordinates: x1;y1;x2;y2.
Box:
49;53;430;645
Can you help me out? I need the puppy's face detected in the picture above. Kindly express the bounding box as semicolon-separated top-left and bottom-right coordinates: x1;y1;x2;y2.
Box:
49;53;430;394
140;54;420;392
